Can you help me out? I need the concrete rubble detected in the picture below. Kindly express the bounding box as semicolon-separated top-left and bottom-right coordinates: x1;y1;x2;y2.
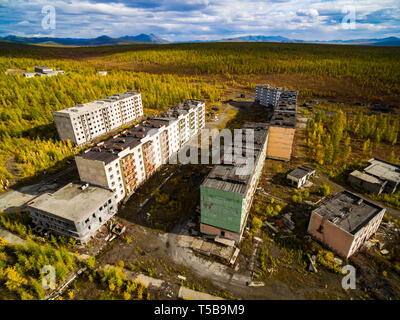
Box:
307;254;318;273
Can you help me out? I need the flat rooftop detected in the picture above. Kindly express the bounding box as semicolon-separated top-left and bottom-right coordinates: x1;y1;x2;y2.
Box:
80;121;163;164
276;102;297;113
79;107;184;164
54;91;141;115
256;84;283;91
101;91;141;102
270;111;296;128
164;99;204;118
313;191;385;235
364;158;400;183
349;170;386;185
148;115;179;125
28;183;114;222
202;122;268;195
55;100;110;115
288;166;315;179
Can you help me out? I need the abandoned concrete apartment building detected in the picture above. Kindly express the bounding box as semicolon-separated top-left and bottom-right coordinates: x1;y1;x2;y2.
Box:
200;122;270;241
308;190;385;258
349;158;400;195
28;98;206;241
198;84;299;242
75;100;205;204
255;85;298;162
27;182;117;242
28;83;300;243
52;91;144;145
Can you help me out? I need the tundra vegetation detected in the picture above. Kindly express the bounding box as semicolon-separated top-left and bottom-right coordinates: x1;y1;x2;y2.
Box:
0;236;77;300
0;42;399;190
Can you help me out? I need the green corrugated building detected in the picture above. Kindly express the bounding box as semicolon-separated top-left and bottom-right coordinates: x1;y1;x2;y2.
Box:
200;122;269;242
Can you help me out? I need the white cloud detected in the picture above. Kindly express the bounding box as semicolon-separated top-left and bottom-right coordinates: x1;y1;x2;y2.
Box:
0;0;399;41
297;8;319;17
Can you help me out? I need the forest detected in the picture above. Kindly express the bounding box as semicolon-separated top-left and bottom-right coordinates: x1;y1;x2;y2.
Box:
305;109;400;208
0;41;399;190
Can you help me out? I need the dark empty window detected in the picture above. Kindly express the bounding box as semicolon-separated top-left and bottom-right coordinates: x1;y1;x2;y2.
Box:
317;225;324;233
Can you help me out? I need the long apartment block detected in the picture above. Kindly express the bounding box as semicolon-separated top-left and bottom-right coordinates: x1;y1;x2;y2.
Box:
52;91;144;145
200;122;269;242
75;99;205;204
266;111;297;161
255;84;298;161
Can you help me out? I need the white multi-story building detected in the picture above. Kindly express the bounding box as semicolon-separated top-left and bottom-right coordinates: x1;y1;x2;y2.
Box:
75;99;205;204
52;91;143;145
255;84;283;108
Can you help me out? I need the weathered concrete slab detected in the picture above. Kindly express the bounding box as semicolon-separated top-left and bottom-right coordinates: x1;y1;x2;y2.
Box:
211;243;222;256
134;274;164;288
0;228;26;246
220;246;233;260
201;241;213;252
191;238;203;250
102;265;164;289
178;286;225;300
177;235;194;248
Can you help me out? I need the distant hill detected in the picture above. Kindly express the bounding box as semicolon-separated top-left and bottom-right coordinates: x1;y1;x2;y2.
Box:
218;35;400;46
0;34;169;46
1;34;399;46
221;35;303;43
120;33;169;43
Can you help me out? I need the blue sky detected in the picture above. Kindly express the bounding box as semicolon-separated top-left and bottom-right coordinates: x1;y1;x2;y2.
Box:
0;0;399;41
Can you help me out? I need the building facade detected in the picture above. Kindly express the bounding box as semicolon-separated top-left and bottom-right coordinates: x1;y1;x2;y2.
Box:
307;191;385;258
200;122;269;242
52;91;144;145
255;84;282;108
75;100;205;204
27;182;117;243
349;158;400;195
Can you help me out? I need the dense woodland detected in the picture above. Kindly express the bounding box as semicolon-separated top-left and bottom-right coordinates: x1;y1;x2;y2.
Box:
0;42;399;190
305;109;400;208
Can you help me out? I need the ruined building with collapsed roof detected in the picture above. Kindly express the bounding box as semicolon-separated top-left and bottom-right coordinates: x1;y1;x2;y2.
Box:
308;190;385;258
200;122;269;241
349;158;400;195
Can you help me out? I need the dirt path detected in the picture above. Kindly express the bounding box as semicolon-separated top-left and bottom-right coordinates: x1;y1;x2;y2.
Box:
162;222;306;299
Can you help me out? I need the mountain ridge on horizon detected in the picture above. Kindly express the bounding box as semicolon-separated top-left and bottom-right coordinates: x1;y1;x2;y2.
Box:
0;34;399;46
0;33;170;46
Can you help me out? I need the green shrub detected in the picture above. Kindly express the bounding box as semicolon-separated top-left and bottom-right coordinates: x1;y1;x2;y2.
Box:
320;184;331;197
